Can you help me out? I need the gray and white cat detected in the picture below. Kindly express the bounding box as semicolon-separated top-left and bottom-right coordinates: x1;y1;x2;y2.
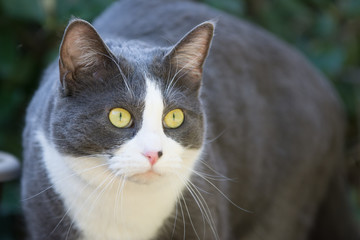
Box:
22;0;359;239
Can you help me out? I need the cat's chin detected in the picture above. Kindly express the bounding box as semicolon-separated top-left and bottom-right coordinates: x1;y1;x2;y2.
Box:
127;170;163;184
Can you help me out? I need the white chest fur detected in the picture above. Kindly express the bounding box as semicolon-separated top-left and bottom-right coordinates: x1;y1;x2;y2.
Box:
37;78;202;240
38;136;183;240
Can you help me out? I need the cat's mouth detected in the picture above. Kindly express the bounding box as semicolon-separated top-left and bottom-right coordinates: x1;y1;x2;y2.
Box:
127;170;162;184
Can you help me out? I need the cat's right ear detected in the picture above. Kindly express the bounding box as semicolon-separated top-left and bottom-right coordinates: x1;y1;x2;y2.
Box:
164;21;215;91
59;19;114;95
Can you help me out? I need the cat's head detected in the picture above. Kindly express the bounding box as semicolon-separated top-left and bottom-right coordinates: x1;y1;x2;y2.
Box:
50;19;214;185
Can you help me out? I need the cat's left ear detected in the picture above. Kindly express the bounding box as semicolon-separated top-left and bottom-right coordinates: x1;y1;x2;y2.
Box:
59;19;115;95
164;21;215;86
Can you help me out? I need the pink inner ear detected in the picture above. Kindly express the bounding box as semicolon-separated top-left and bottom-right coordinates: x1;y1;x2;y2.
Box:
60;20;110;72
170;22;214;79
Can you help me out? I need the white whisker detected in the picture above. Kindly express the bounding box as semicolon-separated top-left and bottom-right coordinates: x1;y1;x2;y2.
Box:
65;169;116;240
22;161;110;202
81;49;135;99
178;194;186;240
189;168;252;213
179;190;201;240
204;128;227;145
170;196;179;240
174;172;219;240
185;179;219;239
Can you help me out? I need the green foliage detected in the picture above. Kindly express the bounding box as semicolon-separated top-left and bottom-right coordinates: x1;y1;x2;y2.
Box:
0;0;359;239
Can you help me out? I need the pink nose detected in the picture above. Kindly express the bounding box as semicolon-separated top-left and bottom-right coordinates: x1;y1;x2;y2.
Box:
144;151;163;166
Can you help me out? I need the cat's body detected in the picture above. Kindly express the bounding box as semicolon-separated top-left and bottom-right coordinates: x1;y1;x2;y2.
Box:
22;0;359;239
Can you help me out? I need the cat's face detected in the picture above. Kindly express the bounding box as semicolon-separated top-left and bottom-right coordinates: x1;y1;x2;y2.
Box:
50;20;214;185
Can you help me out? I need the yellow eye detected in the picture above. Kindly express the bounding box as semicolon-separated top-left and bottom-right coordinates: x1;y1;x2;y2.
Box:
109;108;132;128
164;109;184;129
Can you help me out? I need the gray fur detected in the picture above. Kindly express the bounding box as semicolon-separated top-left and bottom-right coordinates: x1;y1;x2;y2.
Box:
22;0;359;239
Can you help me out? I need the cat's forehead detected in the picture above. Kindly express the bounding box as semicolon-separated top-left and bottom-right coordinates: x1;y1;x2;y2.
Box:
105;39;165;65
103;39;167;86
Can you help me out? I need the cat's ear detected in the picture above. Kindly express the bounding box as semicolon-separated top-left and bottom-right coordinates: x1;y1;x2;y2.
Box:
164;21;215;83
59;19;114;95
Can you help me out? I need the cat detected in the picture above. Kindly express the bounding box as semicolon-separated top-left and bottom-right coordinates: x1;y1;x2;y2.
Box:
21;0;360;239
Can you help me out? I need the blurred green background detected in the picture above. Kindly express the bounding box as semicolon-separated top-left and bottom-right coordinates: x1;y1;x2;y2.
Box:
0;0;359;239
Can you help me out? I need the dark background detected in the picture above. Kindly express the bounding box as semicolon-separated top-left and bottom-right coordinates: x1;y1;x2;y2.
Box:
0;0;359;239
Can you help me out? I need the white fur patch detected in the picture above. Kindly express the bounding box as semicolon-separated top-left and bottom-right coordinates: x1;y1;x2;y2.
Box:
38;76;202;240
